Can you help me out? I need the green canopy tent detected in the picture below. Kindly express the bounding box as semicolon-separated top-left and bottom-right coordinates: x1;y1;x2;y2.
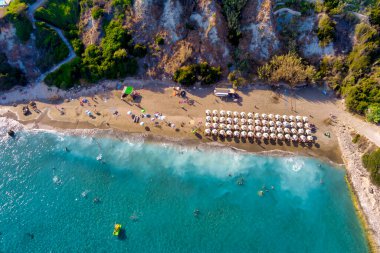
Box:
121;86;134;99
123;86;134;95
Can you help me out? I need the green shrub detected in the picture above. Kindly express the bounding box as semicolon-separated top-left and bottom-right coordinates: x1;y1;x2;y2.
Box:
155;36;165;45
133;44;147;57
35;22;69;72
369;3;380;26
71;38;84;55
317;14;335;47
258;52;316;86
362;149;380;186
0;53;27;91
5;0;33;43
45;57;81;89
220;0;248;45
352;134;361;143
91;6;104;19
35;0;79;30
366;104;380;123
173;63;221;86
345;77;380;114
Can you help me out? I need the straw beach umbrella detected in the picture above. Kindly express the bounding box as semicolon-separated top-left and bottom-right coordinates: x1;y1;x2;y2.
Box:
270;127;276;132
226;130;233;136
285;134;291;140
268;114;274;119
248;131;254;138
254;113;260;119
256;132;262;138
276;121;282;127
304;123;310;129
263;133;269;139
303;116;308;122
255;120;261;125
270;133;276;140
307;136;313;142
233;118;239;124
296;116;302;121
205;110;211;115
205;129;211;135
227;118;233;124
219;117;226;123
206;116;211;122
220;110;226;116
297;122;303;128
269;121;275;126
292;135;299;141
212;123;219;129
255;126;262;131
290;122;296;128
226;124;232;130
262;126;269;132
282;115;288;121
247;112;253;118
298;129;304;134
291;128;297;134
289;115;295;122
233;111;239;117
262;113;268;119
275;114;281;120
212;129;218;135
213;116;219;122
234;131;240;137
283;122;290;128
226;111;232;117
234;125;240;130
248;119;254;125
220;123;226;129
240;112;246;118
219;130;226;136
262;120;268;126
300;135;306;142
277;127;283;133
241;131;247;138
241;118;247;124
284;128;290;134
277;133;284;140
306;129;312;135
241;125;248;131
205;122;211;128
213;110;218;116
248;125;254;131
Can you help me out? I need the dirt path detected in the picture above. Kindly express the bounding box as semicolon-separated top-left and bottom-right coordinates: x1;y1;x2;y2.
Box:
27;0;76;82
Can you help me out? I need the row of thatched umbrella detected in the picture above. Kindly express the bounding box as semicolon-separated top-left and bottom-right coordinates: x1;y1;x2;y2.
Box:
205;110;309;122
205;117;311;129
204;129;313;142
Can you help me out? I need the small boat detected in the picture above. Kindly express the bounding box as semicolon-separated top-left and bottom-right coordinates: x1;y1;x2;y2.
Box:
113;224;122;236
96;154;102;161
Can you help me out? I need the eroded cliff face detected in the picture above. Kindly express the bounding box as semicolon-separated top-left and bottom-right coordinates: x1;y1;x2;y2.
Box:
0;22;40;80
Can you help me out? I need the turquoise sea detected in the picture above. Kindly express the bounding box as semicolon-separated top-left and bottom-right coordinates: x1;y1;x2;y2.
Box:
0;130;369;252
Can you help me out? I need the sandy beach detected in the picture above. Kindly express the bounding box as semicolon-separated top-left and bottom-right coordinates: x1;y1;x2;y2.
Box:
1;79;380;251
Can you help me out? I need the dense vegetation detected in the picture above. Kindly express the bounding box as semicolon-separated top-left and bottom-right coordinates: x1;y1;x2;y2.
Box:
0;53;27;91
258;52;316;86
317;14;335;47
362;149;380;186
35;22;69;72
45;57;81;89
320;18;380;123
220;0;248;45
173;63;222;86
35;0;79;29
5;0;33;42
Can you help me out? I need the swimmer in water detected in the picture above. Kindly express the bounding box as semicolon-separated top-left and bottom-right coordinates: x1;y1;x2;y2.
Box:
65;147;70;152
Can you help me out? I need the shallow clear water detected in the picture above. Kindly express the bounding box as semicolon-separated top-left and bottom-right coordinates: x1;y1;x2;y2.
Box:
0;131;368;252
